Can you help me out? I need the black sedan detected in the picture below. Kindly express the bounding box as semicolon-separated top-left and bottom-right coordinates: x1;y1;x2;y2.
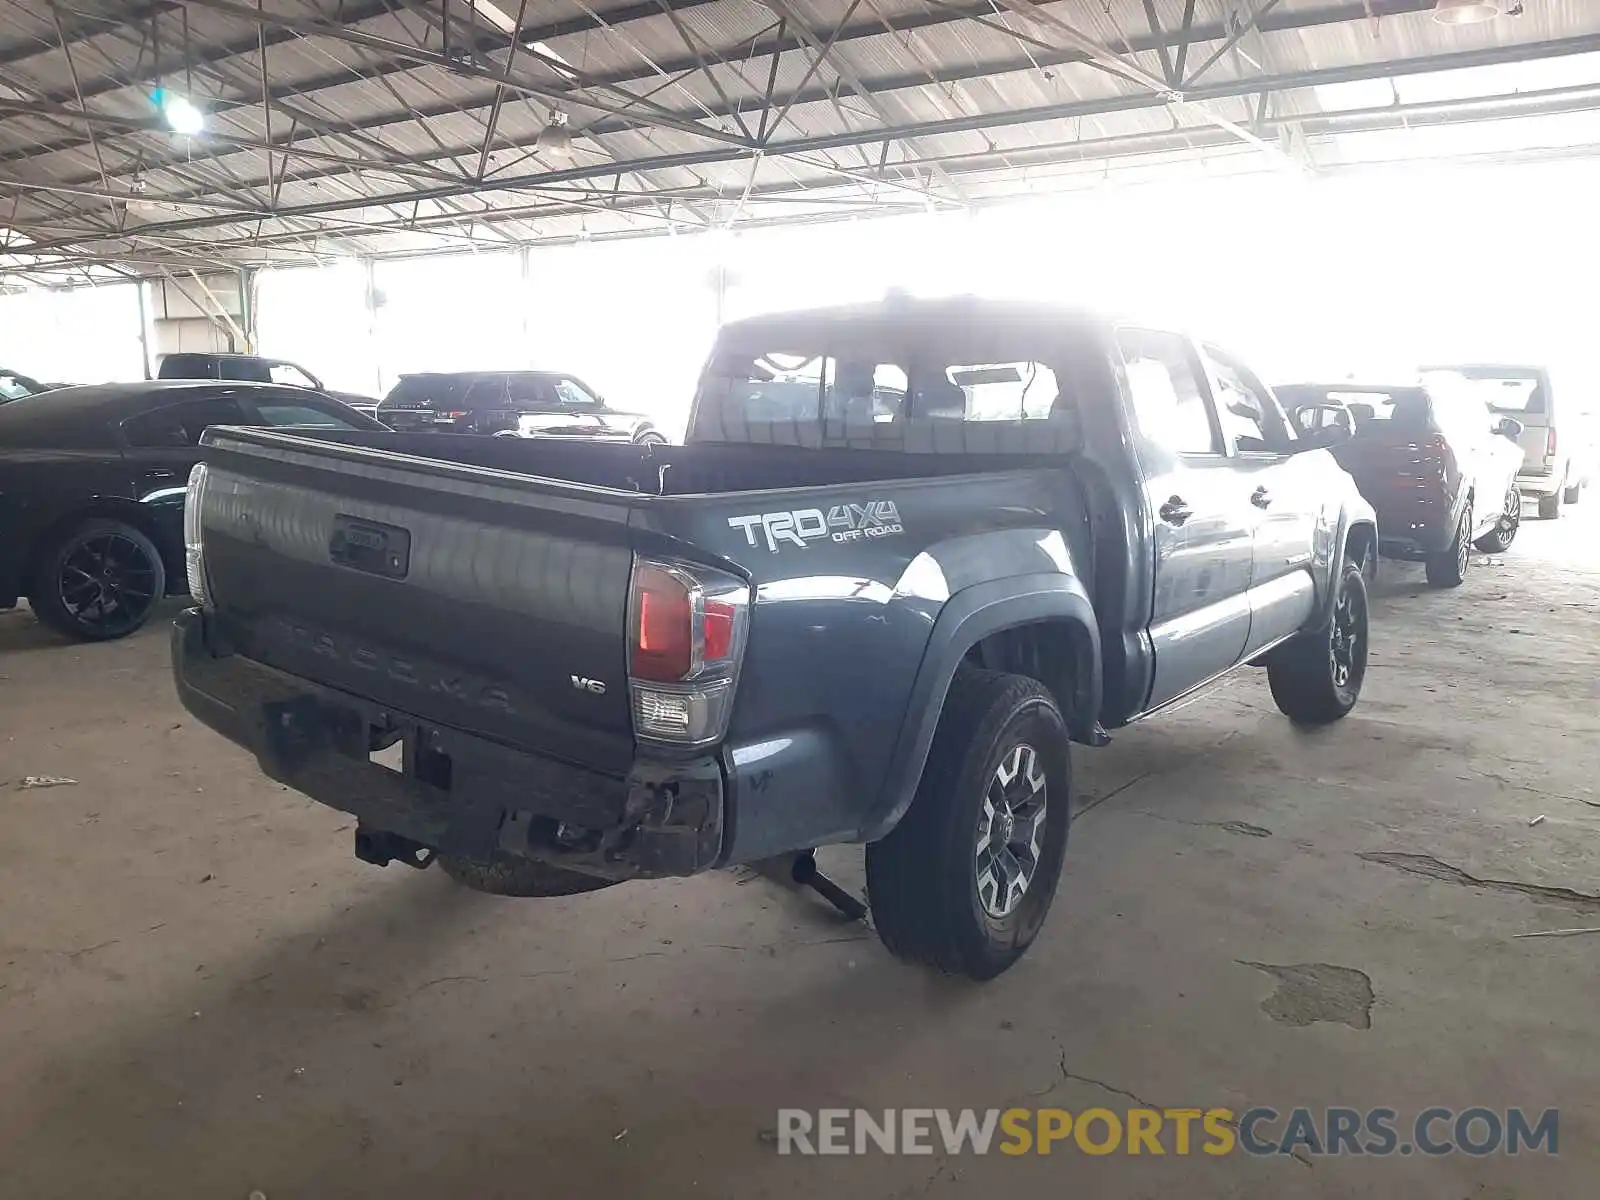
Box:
0;380;385;641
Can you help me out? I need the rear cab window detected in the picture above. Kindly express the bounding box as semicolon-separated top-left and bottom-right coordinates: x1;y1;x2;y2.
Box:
690;329;1082;454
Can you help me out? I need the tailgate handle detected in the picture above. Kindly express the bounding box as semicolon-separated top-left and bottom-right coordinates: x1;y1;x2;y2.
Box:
329;515;411;579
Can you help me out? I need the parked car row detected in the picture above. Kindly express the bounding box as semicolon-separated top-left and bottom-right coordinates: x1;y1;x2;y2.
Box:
3;337;1590;647
10;297;1592;982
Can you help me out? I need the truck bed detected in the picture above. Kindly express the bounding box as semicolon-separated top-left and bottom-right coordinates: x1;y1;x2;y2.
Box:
184;422;1088;800
305;428;1066;494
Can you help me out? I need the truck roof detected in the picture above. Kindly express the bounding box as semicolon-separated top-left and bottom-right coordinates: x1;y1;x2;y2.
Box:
716;297;1112;344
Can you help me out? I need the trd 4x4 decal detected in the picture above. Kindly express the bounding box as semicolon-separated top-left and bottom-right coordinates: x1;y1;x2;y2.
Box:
728;501;904;552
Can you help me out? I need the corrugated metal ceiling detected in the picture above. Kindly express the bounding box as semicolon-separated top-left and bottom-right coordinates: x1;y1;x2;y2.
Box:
0;0;1596;278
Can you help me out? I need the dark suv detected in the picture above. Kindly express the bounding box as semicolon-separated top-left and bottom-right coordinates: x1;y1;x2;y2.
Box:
376;371;664;442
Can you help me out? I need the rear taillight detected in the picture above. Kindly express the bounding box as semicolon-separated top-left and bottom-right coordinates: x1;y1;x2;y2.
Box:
183;462;212;609
627;557;750;746
1420;431;1452;469
1546;427;1557;460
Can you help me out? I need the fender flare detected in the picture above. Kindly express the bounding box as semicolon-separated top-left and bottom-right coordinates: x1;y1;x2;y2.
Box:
859;572;1102;843
1317;511;1377;629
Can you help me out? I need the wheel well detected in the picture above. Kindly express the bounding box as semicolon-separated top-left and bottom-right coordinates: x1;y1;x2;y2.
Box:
1344;522;1377;578
965;619;1096;736
22;503;179;594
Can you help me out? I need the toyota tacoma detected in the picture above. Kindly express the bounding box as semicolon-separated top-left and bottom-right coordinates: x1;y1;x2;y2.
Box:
172;299;1376;980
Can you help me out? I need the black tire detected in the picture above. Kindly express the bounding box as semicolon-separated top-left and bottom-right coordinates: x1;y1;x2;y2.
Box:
634;431;667;447
1563;483;1581;505
1537;492;1561;520
1267;556;1368;725
1424;501;1472;588
866;668;1071;981
28;517;166;641
1473;487;1520;553
437;854;618;897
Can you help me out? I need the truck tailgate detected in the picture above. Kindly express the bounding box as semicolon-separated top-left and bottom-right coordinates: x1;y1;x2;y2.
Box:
194;427;640;775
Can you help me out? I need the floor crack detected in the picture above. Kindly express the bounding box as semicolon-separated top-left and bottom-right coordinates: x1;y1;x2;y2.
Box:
1359;851;1600;913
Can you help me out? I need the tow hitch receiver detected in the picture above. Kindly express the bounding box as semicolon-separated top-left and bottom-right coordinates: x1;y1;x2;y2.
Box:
354;826;435;870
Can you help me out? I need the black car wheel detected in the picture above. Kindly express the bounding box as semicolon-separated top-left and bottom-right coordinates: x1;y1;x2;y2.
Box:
1537;490;1561;520
29;518;166;641
1266;556;1369;724
1425;500;1472;588
634;431;667;447
1473;486;1520;553
867;668;1071;981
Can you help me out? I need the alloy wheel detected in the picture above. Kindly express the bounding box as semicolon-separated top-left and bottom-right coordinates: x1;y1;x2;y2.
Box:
58;532;159;636
975;743;1048;919
1329;583;1364;692
1496;489;1520;543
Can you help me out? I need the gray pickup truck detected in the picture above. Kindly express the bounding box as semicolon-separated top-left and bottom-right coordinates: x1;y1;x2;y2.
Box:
172;299;1376;980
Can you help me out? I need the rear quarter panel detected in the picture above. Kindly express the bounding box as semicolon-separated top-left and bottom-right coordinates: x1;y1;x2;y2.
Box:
639;469;1093;858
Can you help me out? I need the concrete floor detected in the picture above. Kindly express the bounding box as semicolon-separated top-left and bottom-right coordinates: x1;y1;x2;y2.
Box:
3;501;1597;1200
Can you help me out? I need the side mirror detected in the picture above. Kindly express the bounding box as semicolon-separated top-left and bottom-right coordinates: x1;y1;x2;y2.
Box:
1495;416;1524;440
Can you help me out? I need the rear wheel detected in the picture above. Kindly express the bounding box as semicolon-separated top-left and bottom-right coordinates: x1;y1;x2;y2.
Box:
867;668;1071;981
1537;491;1561;520
1425;501;1472;588
437;854;618;897
28;518;165;641
1563;482;1582;505
1473;487;1520;553
1267;556;1368;725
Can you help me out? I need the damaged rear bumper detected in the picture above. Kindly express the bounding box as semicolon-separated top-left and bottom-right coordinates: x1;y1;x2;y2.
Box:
171;607;724;879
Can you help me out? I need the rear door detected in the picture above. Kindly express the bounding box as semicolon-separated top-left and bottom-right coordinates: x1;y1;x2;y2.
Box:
1200;347;1319;657
1118;328;1254;710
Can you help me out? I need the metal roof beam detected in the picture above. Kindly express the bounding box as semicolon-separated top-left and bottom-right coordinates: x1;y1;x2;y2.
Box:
179;0;752;147
22;30;1600;258
62;77;1600;260
3;1;1433;175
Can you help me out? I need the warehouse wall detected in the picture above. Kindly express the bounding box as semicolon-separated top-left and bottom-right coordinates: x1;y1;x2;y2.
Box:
146;272;250;360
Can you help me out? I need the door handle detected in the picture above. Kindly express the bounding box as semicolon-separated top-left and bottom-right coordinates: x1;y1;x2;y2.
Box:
1158;496;1193;526
1251;486;1272;509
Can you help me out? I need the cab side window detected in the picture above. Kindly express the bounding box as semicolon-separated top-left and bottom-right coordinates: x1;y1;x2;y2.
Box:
1117;329;1221;455
1204;347;1289;454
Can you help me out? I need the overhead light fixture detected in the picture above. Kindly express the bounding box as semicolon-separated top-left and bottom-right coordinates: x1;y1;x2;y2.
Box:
536;111;573;160
151;88;206;135
1432;0;1501;24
